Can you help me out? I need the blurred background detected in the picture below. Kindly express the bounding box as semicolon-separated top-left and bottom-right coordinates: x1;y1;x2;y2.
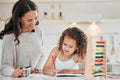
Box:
0;0;120;74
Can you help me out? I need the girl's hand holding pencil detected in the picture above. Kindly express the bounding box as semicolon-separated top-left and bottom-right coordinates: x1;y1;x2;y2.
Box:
52;53;57;75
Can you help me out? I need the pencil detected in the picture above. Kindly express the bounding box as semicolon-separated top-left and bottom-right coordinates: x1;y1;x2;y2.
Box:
52;53;56;73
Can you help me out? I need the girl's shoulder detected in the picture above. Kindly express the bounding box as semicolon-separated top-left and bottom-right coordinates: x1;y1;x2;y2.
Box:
73;54;85;64
51;46;60;58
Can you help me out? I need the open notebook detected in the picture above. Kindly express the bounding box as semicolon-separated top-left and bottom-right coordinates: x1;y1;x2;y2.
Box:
56;74;84;77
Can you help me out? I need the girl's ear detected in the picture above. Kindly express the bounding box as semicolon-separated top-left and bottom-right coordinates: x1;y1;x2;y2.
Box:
76;47;79;53
76;45;80;53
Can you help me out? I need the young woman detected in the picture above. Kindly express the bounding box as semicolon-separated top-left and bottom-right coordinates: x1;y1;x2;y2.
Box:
0;0;45;77
43;27;87;76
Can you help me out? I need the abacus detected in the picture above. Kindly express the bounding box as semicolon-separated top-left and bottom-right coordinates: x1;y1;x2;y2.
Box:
84;37;107;80
93;41;106;77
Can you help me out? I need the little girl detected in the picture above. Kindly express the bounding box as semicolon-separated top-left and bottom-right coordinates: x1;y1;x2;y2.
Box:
43;27;87;76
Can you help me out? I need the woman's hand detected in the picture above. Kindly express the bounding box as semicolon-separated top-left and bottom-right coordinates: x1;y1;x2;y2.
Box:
12;68;24;77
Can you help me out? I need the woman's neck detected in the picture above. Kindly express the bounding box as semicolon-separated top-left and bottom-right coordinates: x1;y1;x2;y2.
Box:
21;28;30;33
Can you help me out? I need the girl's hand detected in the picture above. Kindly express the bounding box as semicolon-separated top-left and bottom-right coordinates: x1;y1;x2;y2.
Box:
12;68;24;77
49;70;56;76
58;70;73;74
31;69;41;74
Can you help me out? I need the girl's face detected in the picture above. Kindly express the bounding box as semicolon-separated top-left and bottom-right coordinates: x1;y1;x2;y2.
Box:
20;10;38;32
62;36;78;55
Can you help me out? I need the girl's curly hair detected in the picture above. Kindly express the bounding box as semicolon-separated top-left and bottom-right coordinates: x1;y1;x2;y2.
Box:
58;27;87;59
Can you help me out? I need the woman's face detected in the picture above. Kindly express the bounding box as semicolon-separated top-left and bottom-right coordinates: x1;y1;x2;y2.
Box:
20;10;38;32
62;36;78;55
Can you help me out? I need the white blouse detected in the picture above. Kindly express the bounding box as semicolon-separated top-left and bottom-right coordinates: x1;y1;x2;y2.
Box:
0;26;45;76
55;52;77;72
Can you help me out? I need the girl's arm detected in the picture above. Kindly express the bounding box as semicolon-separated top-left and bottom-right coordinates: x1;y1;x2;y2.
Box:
58;69;84;74
42;47;59;76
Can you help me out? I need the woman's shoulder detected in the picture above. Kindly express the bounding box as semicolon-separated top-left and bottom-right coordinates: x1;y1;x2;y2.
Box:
35;26;42;32
4;33;15;40
35;26;42;36
2;33;15;44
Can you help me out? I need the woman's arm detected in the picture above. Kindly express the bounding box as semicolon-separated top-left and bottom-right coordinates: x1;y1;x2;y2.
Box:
33;26;45;73
32;52;45;74
1;35;24;77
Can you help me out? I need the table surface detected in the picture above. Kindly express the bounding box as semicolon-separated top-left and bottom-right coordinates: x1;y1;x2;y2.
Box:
0;74;120;80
